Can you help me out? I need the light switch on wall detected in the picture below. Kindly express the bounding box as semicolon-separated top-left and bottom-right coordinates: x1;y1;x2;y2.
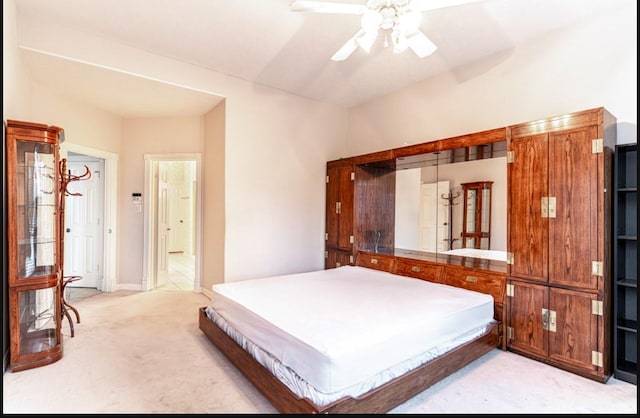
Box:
132;192;142;212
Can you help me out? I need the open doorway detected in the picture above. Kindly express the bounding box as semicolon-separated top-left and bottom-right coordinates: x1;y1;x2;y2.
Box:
143;153;202;293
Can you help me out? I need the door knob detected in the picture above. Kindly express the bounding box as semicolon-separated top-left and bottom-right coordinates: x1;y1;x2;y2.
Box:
66;228;71;232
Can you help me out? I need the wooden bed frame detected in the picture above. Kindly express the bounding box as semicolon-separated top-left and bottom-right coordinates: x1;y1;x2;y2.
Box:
198;251;505;413
199;307;499;414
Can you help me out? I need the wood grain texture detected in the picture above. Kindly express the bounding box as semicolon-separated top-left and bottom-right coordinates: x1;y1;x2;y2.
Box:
507;132;548;282
393;257;444;282
325;159;354;253
506;107;614;383
354;164;395;254
548;126;598;290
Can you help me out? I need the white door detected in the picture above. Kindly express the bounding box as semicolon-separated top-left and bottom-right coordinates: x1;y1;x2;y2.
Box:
155;164;170;288
64;160;104;288
419;181;450;252
168;184;186;253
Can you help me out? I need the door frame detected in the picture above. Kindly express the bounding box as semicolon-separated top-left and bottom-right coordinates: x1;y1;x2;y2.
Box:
59;142;118;292
142;153;202;293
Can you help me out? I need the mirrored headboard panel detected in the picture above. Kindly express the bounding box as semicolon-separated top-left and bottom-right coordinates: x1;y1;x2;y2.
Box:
353;127;508;266
395;141;507;258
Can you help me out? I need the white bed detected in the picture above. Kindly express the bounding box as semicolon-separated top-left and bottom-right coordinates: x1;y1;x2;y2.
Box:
441;248;508;261
204;265;495;408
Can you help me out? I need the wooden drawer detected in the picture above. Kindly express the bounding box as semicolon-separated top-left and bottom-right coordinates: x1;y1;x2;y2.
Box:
355;252;395;272
394;257;443;283
441;265;506;304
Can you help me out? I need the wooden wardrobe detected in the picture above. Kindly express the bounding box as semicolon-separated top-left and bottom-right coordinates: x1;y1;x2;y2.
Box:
506;107;616;382
324;107;617;383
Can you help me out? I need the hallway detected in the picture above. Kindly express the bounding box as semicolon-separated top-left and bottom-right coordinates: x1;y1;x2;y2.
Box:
159;252;195;291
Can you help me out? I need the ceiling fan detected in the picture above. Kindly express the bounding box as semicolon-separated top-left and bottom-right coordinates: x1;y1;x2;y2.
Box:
290;0;480;61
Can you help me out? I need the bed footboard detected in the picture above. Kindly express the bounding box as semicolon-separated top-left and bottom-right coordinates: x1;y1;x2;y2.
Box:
199;307;500;414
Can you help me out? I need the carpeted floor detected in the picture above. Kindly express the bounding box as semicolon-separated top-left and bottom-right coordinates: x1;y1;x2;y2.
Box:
2;289;637;414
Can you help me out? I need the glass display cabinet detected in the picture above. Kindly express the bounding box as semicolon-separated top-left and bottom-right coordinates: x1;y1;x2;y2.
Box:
461;181;493;250
6;119;64;372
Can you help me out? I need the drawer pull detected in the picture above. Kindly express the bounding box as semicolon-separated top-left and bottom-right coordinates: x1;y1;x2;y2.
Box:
466;275;478;283
411;266;421;272
370;258;378;264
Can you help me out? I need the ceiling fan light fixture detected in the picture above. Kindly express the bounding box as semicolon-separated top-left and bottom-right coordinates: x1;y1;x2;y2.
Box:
290;0;465;61
392;29;409;54
406;30;438;57
397;8;422;34
379;6;396;30
361;10;382;32
356;31;378;53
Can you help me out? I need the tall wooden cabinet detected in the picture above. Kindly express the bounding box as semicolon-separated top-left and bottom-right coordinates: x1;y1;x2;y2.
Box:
506;108;616;382
6;120;65;372
613;143;637;384
325;158;355;268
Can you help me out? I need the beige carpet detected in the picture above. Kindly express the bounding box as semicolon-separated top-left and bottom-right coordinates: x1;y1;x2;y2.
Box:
2;289;637;414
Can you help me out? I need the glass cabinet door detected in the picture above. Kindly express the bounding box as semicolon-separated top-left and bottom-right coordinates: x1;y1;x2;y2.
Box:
463;188;477;248
15;140;58;280
17;285;59;356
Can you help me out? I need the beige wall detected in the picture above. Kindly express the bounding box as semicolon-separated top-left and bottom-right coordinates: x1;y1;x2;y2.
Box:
347;3;637;154
7;0;349;288
202;101;226;291
119;117;204;285
222;82;348;281
2;0;32;121
30;83;123;155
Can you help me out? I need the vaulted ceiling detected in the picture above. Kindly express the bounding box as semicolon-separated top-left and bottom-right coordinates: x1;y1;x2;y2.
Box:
14;0;631;117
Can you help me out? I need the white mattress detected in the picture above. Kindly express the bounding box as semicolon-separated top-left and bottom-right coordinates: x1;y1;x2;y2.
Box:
207;265;494;396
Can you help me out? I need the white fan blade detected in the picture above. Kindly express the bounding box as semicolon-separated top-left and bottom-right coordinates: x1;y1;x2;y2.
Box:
331;29;366;61
407;30;438;58
290;0;367;14
409;0;481;12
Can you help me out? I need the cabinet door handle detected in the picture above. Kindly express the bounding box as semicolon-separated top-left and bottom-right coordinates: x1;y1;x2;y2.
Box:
541;309;557;332
548;310;557;332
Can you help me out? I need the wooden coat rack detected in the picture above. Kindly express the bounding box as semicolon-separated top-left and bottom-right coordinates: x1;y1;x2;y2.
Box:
58;158;91;337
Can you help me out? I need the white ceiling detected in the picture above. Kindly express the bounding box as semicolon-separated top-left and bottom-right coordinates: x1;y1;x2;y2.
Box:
15;0;631;117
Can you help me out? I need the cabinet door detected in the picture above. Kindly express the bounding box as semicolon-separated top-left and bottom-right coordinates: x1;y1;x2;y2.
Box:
7;136;59;286
508;133;548;283
325;162;354;251
548;287;602;374
325;249;353;269
508;280;547;358
9;281;62;371
548;126;599;290
508;280;605;379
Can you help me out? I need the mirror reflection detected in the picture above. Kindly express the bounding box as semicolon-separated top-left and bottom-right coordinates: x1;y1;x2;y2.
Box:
395;142;507;261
